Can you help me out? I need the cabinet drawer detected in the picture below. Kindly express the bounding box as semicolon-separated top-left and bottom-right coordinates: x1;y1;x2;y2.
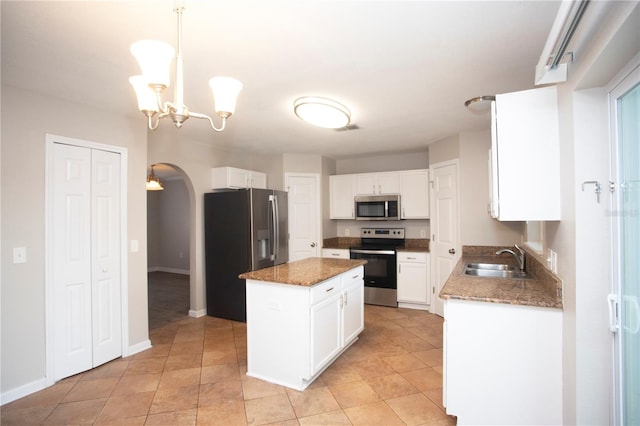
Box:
342;266;364;287
310;276;342;305
397;251;428;263
322;248;350;259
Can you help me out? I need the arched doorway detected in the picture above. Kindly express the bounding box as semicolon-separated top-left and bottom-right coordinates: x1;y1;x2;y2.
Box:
146;163;192;329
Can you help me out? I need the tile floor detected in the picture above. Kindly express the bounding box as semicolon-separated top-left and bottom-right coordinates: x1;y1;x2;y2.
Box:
2;283;455;425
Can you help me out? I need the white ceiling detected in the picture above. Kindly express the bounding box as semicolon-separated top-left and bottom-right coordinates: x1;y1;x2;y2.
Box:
1;0;561;160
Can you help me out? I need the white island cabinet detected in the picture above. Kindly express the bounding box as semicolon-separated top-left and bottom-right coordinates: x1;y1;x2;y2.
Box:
244;261;364;391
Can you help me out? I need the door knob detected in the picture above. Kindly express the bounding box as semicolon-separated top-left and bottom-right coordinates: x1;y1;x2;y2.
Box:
310;242;316;247
448;248;456;254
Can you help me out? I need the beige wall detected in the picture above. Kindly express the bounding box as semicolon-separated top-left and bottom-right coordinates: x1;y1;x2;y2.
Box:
428;135;459;165
337;151;428;174
1;85;149;396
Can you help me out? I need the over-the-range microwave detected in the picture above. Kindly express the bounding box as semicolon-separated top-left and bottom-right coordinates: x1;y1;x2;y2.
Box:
354;194;401;220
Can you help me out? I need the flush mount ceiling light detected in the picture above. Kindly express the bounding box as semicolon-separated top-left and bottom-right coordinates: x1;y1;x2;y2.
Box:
146;165;164;191
293;97;351;129
464;95;496;113
129;0;242;132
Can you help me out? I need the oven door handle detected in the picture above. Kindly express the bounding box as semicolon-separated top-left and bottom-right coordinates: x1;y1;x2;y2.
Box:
350;249;396;255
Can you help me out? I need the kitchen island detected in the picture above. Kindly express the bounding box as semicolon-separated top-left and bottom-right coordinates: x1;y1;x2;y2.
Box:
439;246;562;426
239;257;366;391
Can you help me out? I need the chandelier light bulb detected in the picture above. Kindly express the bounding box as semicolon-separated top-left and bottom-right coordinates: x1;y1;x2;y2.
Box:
130;40;174;89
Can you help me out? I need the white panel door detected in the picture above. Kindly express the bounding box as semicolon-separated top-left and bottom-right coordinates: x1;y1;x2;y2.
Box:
430;162;460;317
286;174;320;261
52;143;93;380
52;143;122;380
91;149;122;366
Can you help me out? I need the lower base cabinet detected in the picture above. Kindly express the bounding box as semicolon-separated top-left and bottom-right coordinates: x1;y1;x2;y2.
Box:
246;266;364;391
397;251;430;309
443;299;562;425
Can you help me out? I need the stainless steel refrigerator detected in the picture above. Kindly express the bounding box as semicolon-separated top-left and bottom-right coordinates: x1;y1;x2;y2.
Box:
204;188;288;321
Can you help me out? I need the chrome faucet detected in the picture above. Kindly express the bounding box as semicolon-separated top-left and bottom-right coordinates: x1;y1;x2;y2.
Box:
496;244;525;272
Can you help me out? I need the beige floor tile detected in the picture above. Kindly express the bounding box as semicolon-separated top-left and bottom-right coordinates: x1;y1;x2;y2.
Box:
241;376;286;400
62;377;119;402
170;340;205;356
202;347;238;366
199;380;244;407
94;415;147;425
146;408;197;425
96;391;155;423
350;358;396;379
158;367;202;390
174;329;205;344
0;405;56;425
365;373;419;400
197;401;247;425
413;348;443;367
398;336;436;353
382;353;428;373
43;398;107;424
124;357;167;376
149;384;200;415
400;367;442;392
328;380;380;409
298;409;352;425
164;352;204;371
320;363;362;386
423;387;445;411
201;362;240;384
343;400;405;425
386;392;449;425
244;393;296;426
112;373;161;396
130;343;171;359
287;386;341;418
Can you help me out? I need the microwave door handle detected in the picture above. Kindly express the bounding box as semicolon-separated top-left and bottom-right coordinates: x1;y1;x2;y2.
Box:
384;200;388;218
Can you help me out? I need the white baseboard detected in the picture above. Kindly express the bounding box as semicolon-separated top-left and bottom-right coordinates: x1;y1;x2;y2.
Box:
126;339;152;357
398;302;430;311
1;377;47;406
147;266;189;275
189;309;207;318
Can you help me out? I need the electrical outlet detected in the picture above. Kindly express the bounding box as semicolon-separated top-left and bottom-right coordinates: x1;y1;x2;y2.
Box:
420;229;427;238
547;249;558;273
130;240;139;253
344;228;350;237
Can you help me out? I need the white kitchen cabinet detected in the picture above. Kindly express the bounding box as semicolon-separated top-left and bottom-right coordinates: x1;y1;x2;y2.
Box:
211;166;267;189
397;251;430;308
443;299;562;425
490;86;560;220
322;248;350;259
246;266;364;390
399;169;430;219
355;172;400;195
329;174;356;219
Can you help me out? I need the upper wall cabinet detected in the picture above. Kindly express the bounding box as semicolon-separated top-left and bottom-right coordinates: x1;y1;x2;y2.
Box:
212;167;267;190
399;169;430;219
355;172;400;195
490;86;561;221
330;174;356;219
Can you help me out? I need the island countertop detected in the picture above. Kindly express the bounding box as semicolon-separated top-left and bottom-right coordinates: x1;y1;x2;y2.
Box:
239;257;367;286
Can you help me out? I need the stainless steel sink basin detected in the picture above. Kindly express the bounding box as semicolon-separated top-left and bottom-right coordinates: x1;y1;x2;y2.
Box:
465;263;515;271
463;263;530;279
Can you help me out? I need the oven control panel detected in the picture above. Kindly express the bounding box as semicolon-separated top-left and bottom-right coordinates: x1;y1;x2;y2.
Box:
360;228;405;239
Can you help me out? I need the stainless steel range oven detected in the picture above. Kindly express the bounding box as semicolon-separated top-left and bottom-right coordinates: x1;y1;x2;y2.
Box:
349;228;405;307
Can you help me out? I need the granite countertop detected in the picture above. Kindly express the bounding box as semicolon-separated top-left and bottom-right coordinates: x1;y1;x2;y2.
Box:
439;246;563;309
239;257;367;286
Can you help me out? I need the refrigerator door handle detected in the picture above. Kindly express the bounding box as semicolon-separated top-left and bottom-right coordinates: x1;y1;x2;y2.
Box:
269;194;277;261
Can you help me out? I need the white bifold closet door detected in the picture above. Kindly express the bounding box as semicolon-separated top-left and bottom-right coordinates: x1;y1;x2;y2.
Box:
51;142;122;381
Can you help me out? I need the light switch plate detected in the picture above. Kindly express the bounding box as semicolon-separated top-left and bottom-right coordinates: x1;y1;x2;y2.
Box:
13;247;26;264
130;240;139;253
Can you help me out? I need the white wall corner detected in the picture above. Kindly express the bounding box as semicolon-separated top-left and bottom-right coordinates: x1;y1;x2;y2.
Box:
189;309;207;318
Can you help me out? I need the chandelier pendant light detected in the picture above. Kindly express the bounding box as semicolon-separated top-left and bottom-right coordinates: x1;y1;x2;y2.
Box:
146;165;164;191
129;1;242;132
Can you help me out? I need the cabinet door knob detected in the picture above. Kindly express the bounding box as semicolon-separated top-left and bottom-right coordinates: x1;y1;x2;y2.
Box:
310;242;316;247
448;248;456;254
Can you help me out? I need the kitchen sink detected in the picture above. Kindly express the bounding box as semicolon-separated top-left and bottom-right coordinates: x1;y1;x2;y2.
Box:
463;263;530;279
